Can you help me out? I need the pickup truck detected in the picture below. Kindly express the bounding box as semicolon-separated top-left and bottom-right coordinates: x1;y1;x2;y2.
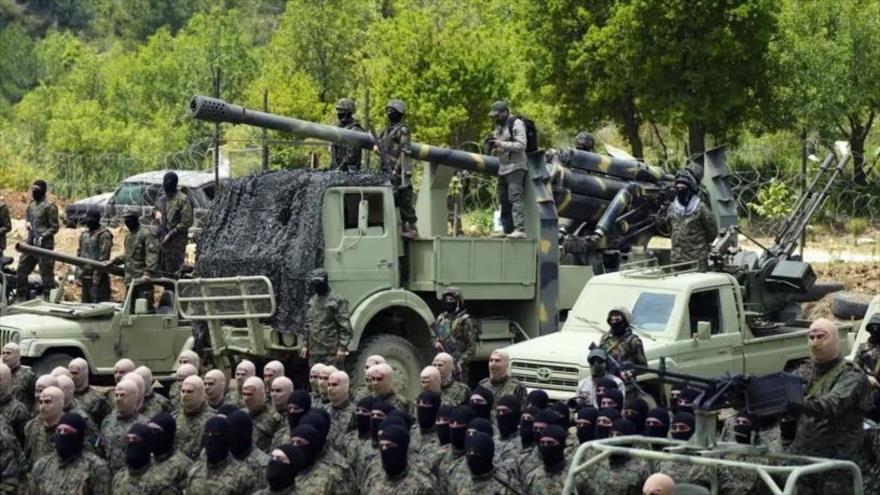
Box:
0;278;194;380
504;262;853;401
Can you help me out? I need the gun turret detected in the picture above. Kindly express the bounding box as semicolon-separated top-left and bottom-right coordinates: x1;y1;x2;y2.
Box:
15;243;126;277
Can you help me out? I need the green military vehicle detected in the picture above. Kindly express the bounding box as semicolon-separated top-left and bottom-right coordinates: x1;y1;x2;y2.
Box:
0;245;193;379
183;96;740;396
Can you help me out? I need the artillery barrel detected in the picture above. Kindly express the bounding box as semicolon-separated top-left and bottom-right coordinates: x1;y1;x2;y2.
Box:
553;149;669;183
595;184;639;236
554;189;609;222
15;243;125;277
188;95;500;175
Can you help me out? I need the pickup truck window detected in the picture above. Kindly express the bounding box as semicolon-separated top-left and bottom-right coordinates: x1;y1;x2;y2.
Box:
113;183;147;205
688;289;722;335
343;192;385;234
631;292;676;331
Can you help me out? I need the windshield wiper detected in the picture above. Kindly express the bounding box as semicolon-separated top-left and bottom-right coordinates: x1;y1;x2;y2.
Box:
630;324;656;341
573;315;607;332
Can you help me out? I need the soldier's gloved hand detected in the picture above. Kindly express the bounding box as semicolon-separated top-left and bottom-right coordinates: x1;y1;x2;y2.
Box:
335;348;348;362
299;347;309;359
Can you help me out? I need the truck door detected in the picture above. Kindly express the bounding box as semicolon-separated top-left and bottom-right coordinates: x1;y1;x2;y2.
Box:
120;281;181;367
323;188;399;305
675;287;744;377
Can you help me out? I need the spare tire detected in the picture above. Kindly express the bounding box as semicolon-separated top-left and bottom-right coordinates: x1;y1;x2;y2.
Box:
831;292;871;320
793;281;846;302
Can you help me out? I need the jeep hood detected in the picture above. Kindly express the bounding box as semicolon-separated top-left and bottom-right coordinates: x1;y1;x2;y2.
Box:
0;313;111;339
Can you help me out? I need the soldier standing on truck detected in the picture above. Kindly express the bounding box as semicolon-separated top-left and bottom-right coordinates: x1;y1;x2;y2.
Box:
15;179;59;301
431;287;477;384
486;101;528;239
376;99;418;240
300;268;353;369
330;98;365;172
599;307;647;370
0;195;10;257
655;171;717;271
77;210;113;303
110;212;159;303
154;171;193;275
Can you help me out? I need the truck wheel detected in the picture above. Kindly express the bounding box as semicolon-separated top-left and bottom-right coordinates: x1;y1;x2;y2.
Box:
33;352;76;376
831;292;871;320
793;281;845;302
353;334;424;399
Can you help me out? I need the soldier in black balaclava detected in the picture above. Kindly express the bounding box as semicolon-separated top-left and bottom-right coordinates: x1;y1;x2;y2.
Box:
530;424;569;488
368;423;432;491
148;411;192;489
519;405;539;450
330;98;365;172
436;405;453;447
28;413;111;495
265;443;302;494
469;386;494;420
77;209;113;302
114;423;175;493
415;390;441;448
155;170;193;275
596;408;621;440
645;407;670;438
228;410;269;492
494;395;521;460
576;407;599;444
16;179;59;300
670;412;695;441
452;430;519;493
110;211;158;304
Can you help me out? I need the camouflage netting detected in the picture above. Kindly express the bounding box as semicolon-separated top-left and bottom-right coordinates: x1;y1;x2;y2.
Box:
194;169;387;333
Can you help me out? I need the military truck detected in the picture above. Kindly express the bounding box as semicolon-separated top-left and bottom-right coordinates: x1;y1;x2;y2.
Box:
0;245;193;379
183;96;739;395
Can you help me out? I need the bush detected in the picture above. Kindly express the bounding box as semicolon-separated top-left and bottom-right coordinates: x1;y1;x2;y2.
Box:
748;179;795;221
845;217;869;237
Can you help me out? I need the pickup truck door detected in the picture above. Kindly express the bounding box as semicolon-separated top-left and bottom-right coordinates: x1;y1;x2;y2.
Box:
119;281;183;368
672;287;744;377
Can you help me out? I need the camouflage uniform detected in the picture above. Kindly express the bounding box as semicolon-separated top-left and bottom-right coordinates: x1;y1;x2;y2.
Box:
477;376;527;406
151;450;192;494
73;386;111;427
168;382;181;411
440;380;470;407
184;456;251;495
523;458;572;495
0;422;24;495
374;391;413;417
330;118;366;172
16;197;60;290
656;198;717;270
156;190;193;274
790;357;870;494
250;403;283;452
235;446;269;492
111;464;177;495
9;365;36;410
855;341;880;379
66;406;100;453
0;199;10;256
297;452;349;494
271;423;292;449
253;487;296;495
0;394;28;445
174;404;214;459
112;225;159;303
141;392;171;418
304;286;353;368
99;412;148;472
360;466;435;495
77;226;113;302
585;458;650;495
23;418;57;466
598;324;647;368
207;394;238;412
446;468;520;495
28;450;111;495
326;400;355;453
412;427;438;456
433;289;478;383
378;117;417;227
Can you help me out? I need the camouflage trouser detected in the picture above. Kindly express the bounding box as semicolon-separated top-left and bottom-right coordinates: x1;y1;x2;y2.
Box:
161;242;186;275
81;272;111;303
309;353;343;369
497;170;526;232
395;185;417;224
16;248;56;294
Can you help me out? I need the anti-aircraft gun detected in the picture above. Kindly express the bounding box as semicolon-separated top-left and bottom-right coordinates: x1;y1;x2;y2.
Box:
709;144;850;323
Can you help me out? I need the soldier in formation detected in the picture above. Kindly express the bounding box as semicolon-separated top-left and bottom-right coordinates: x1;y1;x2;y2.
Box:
300;268;353;369
1;343;36;409
432;286;477;384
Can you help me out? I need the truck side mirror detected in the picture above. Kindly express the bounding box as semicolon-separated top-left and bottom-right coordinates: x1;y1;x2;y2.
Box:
357;199;369;235
134;298;149;315
696;321;711;341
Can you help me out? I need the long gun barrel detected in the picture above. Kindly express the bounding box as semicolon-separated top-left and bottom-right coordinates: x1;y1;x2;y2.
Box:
15;243;125;277
188;95;501;175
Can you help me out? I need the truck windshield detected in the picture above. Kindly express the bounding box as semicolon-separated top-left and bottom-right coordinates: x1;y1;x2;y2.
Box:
569;285;677;334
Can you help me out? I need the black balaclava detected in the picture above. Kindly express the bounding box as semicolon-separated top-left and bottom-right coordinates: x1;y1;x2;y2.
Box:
32;180;47;202
288;390;312;431
123;214;140;232
538;425;568;473
526;389;549;410
302;409;331;440
466;432;495;476
162;171;178;196
623;398;649;434
597;408;621;439
217;404;239;416
148;412;176;457
310;276;330;296
356;396;377;436
671;412;695;441
595;377;618;406
379;424;410;478
549;402;571;428
371;401;397;444
607;310;628;337
291;424;321;470
443;294;458;313
733;412;757;445
645;408;670;438
520;405;539;448
85;210;101;231
678;388;700;415
56;413;86;461
126;423;153;470
576;407;599;444
387;410;413;432
204;416;232;465
267;444;301;491
436;405;453;445
867;314;880;345
534;409;563;444
451;406;477;451
387;108;403;124
417;391;441;431
468;417;493;438
469;386;495;420
227;410;254;458
495;395;522;438
602;389;623;412
610;419;636;466
779;416;797;444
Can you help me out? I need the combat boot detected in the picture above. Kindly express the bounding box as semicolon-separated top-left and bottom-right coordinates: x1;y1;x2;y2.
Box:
507;229;526;239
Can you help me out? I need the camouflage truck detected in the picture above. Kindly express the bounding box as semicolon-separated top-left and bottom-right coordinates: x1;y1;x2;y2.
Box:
182;96;737;396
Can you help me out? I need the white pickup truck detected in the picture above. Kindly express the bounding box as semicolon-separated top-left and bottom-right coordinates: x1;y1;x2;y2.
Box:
504;264;853;401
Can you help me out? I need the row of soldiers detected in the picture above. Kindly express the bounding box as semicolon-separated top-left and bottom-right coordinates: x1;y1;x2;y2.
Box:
0;173;192;304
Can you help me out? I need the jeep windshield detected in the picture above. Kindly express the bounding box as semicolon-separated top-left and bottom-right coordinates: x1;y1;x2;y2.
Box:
567;284;677;335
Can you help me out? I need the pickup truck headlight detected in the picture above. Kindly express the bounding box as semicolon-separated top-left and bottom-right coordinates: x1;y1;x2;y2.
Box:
16;339;30;354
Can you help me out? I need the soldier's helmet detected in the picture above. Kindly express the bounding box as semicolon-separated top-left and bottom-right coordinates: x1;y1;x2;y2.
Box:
607;306;632;324
574;131;595;150
308;268;329;281
386;99;406;115
335;98;357;113
674;170;699;192
441;286;463;302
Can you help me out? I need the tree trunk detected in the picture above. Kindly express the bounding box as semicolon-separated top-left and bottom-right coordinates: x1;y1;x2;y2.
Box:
688;122;706;163
619;95;643;159
848;112;874;185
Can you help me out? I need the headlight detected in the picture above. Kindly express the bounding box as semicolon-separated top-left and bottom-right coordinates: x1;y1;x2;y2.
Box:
17;339;31;354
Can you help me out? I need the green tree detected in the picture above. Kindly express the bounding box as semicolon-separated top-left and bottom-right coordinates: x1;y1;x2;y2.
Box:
0;22;38;115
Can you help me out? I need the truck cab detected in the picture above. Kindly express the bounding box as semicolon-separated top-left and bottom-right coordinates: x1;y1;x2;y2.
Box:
504;262;849;401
